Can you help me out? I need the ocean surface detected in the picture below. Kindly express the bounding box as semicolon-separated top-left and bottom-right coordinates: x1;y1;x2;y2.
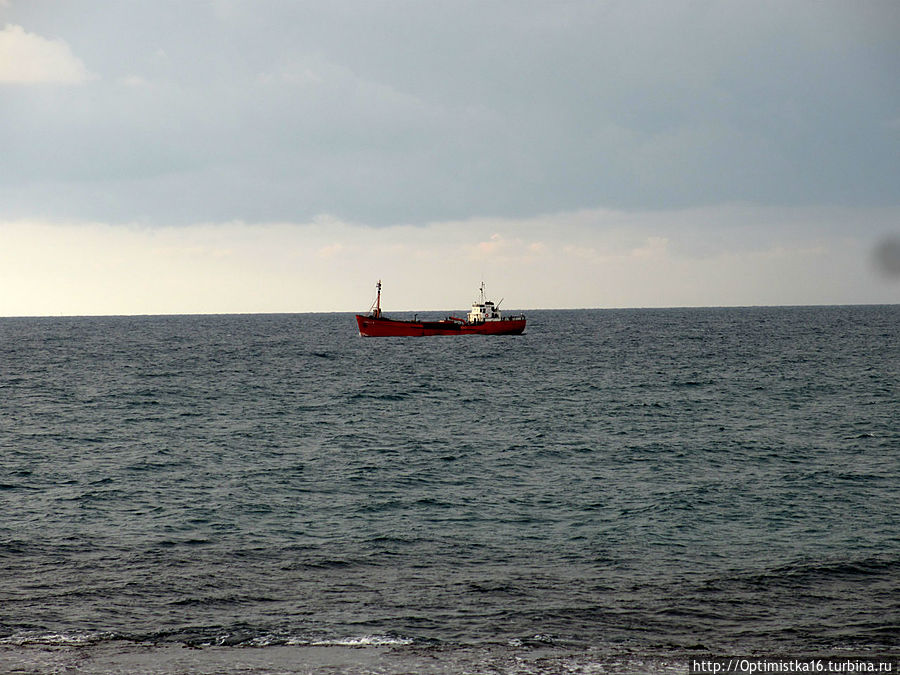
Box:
1;306;898;674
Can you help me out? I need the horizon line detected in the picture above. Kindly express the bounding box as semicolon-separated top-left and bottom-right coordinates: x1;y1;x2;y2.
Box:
1;302;898;320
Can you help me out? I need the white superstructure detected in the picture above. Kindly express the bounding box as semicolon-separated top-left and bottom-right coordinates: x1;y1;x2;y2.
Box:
466;283;504;323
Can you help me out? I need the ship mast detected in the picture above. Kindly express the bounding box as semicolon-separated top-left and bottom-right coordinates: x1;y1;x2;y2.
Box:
373;280;382;318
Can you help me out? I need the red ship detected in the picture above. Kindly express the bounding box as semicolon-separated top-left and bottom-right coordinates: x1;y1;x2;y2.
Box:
356;281;526;337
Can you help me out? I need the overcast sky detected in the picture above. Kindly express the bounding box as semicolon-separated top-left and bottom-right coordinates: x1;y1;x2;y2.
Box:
1;0;898;315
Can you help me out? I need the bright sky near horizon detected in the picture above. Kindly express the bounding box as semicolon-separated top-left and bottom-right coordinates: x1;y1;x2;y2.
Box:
1;1;898;316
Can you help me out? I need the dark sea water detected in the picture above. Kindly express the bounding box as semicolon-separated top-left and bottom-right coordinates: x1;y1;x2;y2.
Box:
1;306;898;674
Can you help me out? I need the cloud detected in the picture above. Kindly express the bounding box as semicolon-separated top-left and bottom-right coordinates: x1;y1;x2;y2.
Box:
1;205;897;316
469;233;547;263
0;24;93;84
118;75;150;88
873;236;900;278
0;2;897;225
316;242;344;259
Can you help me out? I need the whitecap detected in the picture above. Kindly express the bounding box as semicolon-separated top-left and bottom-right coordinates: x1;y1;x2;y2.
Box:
0;631;117;646
303;635;414;647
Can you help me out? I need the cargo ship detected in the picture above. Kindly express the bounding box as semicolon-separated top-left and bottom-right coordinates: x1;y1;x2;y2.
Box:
356;281;526;337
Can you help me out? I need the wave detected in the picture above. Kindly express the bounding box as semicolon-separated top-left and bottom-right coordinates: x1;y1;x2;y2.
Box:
196;633;416;648
302;635;414;647
0;631;118;646
696;555;900;597
753;556;900;587
346;392;408;402
0;630;414;649
167;593;280;607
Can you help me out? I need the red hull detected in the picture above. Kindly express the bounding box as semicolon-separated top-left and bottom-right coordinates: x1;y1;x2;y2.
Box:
356;314;526;337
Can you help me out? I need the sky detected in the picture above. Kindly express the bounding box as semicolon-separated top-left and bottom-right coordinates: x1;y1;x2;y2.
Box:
1;0;898;315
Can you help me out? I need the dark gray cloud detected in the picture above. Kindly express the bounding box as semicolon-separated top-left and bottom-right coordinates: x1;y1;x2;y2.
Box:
873;236;900;278
1;0;898;226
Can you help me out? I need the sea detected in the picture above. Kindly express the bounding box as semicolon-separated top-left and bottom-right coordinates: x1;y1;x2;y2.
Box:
1;306;897;674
